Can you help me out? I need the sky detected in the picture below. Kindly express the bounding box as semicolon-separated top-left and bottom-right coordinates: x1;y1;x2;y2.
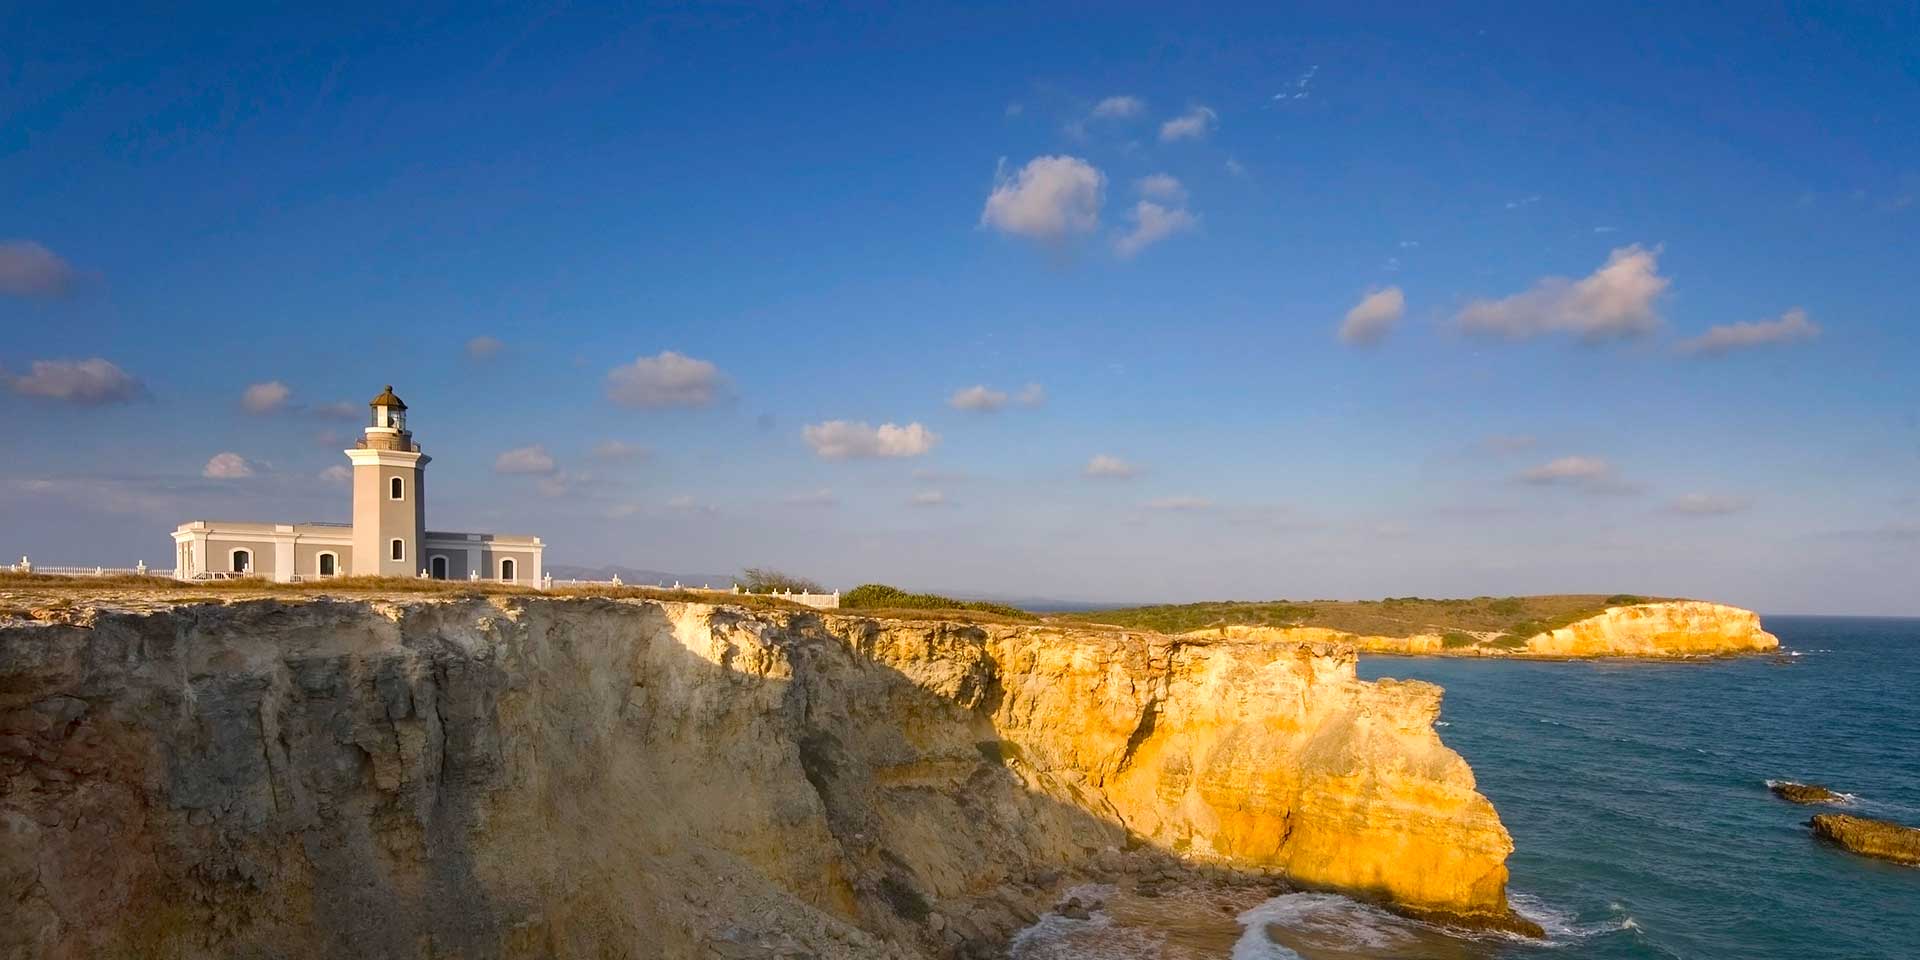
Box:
3;3;1917;614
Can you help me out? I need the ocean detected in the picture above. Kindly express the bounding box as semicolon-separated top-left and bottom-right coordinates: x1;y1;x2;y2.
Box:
1010;615;1920;960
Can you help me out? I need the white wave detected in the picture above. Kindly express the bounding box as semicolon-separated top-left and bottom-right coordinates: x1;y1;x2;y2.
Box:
1232;893;1424;958
1508;892;1636;942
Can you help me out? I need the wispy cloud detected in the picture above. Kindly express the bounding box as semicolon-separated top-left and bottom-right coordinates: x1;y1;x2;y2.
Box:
1135;173;1187;203
3;358;143;405
1159;105;1217;142
593;439;648;462
466;335;505;360
319;464;351;485
1676;307;1820;356
910;490;947;507
949;385;1008;411
1114;201;1197;258
1090;95;1145;119
1338;286;1405;347
1084;454;1139;479
1517;455;1638;494
1272;64;1318;101
0;241;78;298
1669;493;1750;515
494;444;557;475
1505;194;1542;210
1143;495;1212;511
802;420;938;460
605;351;724;408
202;452;256;479
1458;244;1669;342
241;380;291;414
783;488;837;507
981;155;1106;245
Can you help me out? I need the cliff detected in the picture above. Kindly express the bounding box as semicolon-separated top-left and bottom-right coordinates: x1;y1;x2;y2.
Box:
0;594;1528;959
1183;601;1778;658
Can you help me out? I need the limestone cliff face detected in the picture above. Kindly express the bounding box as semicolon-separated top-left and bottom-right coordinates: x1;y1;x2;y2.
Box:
0;597;1522;959
1520;601;1777;657
1188;601;1777;659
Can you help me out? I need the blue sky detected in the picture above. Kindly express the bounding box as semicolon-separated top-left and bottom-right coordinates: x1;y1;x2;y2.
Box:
3;3;1916;613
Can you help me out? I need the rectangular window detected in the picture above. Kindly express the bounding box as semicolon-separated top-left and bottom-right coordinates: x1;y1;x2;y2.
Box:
390;539;404;561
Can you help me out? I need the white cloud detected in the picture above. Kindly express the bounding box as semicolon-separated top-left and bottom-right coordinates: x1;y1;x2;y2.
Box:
466;335;504;360
203;452;256;479
1670;493;1750;515
1224;157;1247;177
1143;495;1212;511
1519;456;1613;485
1676;307;1821;356
980;155;1105;244
1091;95;1146;119
666;494;714;514
1159;105;1217;142
1505;194;1542;210
783;488;837;507
1135;173;1187;203
1016;383;1047;406
605;351;724;408
1113;201;1197;258
1338;287;1405;346
949;385;1008;411
802;420;939;460
3;358;142;405
1084;454;1139;479
494;444;557;475
319;464;352;485
241;380;291;414
911;490;947;507
0;241;77;298
1457;245;1670;342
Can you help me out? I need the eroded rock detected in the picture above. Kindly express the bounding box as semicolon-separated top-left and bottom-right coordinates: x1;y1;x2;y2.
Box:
0;595;1534;957
1770;780;1847;805
1810;814;1920;867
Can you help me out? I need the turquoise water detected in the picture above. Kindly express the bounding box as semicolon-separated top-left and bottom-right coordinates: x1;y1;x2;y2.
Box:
1344;615;1920;960
1011;616;1920;959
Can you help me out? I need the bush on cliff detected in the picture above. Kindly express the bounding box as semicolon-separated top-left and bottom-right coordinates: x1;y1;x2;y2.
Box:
840;584;1034;620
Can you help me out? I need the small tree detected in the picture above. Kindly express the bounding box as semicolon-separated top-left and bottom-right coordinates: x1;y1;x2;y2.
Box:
738;567;826;594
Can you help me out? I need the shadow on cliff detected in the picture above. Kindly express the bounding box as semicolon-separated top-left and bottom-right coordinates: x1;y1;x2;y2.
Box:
0;596;1521;960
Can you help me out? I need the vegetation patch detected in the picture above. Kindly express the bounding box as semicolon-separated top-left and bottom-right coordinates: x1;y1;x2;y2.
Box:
1441;631;1477;649
1062;594;1677;639
840;584;1035;620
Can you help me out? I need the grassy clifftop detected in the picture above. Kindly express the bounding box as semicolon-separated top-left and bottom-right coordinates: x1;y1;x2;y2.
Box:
1059;594;1668;641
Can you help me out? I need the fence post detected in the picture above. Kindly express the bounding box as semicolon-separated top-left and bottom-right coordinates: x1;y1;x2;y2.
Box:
136;561;148;576
542;573;553;591
19;555;31;574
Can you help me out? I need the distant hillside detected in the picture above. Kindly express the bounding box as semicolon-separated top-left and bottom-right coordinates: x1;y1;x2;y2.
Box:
1060;594;1669;640
544;564;736;589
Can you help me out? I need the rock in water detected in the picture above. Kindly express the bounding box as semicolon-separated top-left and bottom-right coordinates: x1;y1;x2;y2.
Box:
1769;780;1847;805
1810;814;1920;866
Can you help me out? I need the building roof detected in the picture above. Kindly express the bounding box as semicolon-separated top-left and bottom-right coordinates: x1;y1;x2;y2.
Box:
369;384;407;409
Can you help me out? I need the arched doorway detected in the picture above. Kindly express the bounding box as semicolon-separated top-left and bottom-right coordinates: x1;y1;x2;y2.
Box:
431;556;448;580
500;558;516;582
231;549;251;573
318;553;337;578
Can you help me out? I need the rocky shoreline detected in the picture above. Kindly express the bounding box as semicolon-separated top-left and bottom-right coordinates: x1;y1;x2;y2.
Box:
1183;600;1779;659
1;592;1538;959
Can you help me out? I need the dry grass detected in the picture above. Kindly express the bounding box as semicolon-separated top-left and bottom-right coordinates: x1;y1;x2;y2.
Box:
1061;594;1676;639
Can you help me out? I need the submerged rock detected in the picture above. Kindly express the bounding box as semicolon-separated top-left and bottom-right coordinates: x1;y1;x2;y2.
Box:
1769;780;1847;805
1810;814;1920;867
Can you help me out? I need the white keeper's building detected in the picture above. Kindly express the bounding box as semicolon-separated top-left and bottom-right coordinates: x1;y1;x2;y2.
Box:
171;385;544;584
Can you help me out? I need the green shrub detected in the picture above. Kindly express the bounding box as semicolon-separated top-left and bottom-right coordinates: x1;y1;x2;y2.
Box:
1604;594;1648;606
1490;634;1531;649
1441;632;1476;649
840;584;1033;619
1486;597;1526;615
